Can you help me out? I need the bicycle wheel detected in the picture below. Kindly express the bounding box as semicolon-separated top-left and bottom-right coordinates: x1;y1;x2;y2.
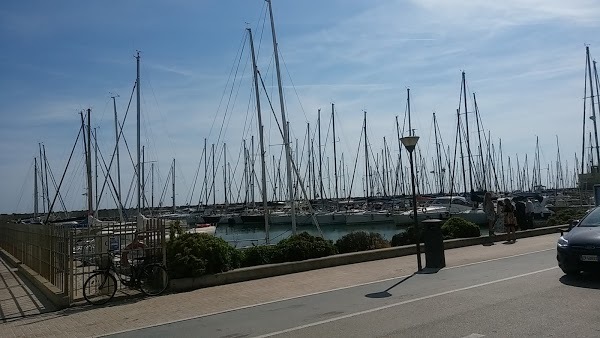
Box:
139;263;169;296
83;271;117;305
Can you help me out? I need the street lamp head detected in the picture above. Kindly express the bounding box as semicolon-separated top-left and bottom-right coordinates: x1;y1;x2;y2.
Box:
401;135;420;152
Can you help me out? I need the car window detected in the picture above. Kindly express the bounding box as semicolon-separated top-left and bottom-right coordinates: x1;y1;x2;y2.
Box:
578;208;600;227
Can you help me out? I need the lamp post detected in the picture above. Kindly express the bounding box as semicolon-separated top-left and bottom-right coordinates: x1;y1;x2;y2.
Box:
401;135;422;271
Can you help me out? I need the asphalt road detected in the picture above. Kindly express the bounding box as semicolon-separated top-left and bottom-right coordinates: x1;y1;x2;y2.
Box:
109;248;600;338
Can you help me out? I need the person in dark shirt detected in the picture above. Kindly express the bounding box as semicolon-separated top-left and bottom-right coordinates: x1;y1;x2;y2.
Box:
515;200;527;230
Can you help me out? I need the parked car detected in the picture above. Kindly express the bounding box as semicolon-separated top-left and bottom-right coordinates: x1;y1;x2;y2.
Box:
556;207;600;275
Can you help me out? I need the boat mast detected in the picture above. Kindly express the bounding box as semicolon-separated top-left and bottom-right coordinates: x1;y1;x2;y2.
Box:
38;144;46;214
318;108;324;203
461;72;474;194
267;0;296;233
172;158;176;213
457;108;468;194
223;143;228;207
34;157;38;219
364;111;369;204
86;109;93;224
151;162;154;211
111;94;124;222
332;103;339;202
586;47;600;170
212;143;216;206
135;51;142;221
204;138;208;207
306;123;311;200
43;145;50;213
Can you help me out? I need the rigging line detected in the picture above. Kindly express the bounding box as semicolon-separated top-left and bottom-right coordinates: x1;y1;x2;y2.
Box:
96;81;136;205
206;31;248;143
258;70;284;137
347;125;364;199
278;48;309;123
44;154;69;216
44;125;83;224
254;0;268;59
14;157;34;214
93;130;126;214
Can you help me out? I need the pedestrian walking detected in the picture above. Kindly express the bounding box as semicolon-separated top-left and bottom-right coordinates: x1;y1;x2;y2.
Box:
483;192;496;236
503;198;517;243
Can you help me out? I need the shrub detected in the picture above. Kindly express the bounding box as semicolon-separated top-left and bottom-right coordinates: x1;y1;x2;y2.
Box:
272;232;337;263
166;233;241;279
546;208;589;226
441;217;480;239
335;231;390;253
391;226;424;246
240;245;278;267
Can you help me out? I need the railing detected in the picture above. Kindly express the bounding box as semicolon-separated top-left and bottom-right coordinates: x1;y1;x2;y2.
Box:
0;218;166;305
0;222;70;294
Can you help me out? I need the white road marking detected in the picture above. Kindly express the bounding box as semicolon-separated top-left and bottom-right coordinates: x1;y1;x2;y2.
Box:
253;267;557;337
98;247;555;337
462;334;485;338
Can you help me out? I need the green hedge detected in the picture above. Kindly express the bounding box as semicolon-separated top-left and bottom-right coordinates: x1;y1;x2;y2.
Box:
391;226;425;246
240;245;278;267
546;208;589;226
335;231;390;253
271;232;337;263
166;233;242;279
441;217;480;239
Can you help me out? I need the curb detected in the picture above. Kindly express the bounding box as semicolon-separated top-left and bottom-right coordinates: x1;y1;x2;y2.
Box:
170;224;564;292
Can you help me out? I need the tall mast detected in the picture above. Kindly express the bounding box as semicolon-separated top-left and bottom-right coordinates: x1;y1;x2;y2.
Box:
332;103;339;202
212;143;215;206
204;138;208;207
243;139;248;205
85;108;93;222
586;47;600;169
307;123;312;200
34;157;38;218
42;144;50;213
151;162;154;210
251;136;256;206
457;108;468;194
267;0;296;233
111;95;122;215
38;144;46;214
407;88;412;136
318;108;324;203
135;51;141;219
172;158;176;213
223;143;228;207
461;72;474;192
593;59;600;171
364;111;369;202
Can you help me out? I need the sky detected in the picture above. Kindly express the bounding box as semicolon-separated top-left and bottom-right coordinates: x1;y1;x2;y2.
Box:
2;0;600;214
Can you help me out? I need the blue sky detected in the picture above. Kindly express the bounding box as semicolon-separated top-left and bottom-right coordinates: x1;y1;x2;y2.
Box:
2;0;600;214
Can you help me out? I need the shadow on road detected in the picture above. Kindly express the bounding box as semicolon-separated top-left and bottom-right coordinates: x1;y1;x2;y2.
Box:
559;273;600;290
365;273;415;299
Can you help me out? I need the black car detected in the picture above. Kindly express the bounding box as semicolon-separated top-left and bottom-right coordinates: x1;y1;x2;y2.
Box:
557;207;600;275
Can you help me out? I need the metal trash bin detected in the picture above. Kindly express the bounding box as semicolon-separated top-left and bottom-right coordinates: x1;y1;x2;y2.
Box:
422;219;446;269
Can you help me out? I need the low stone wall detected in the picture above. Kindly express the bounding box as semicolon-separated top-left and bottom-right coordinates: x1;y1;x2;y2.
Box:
0;249;69;308
170;224;564;292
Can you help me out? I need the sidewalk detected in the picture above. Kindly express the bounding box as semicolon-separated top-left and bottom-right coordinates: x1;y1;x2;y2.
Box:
0;233;560;338
0;256;56;323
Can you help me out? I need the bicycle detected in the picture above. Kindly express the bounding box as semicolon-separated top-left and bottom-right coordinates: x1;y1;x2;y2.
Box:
82;252;169;305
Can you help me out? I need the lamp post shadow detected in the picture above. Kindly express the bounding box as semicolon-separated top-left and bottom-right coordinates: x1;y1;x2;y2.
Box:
365;273;416;299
